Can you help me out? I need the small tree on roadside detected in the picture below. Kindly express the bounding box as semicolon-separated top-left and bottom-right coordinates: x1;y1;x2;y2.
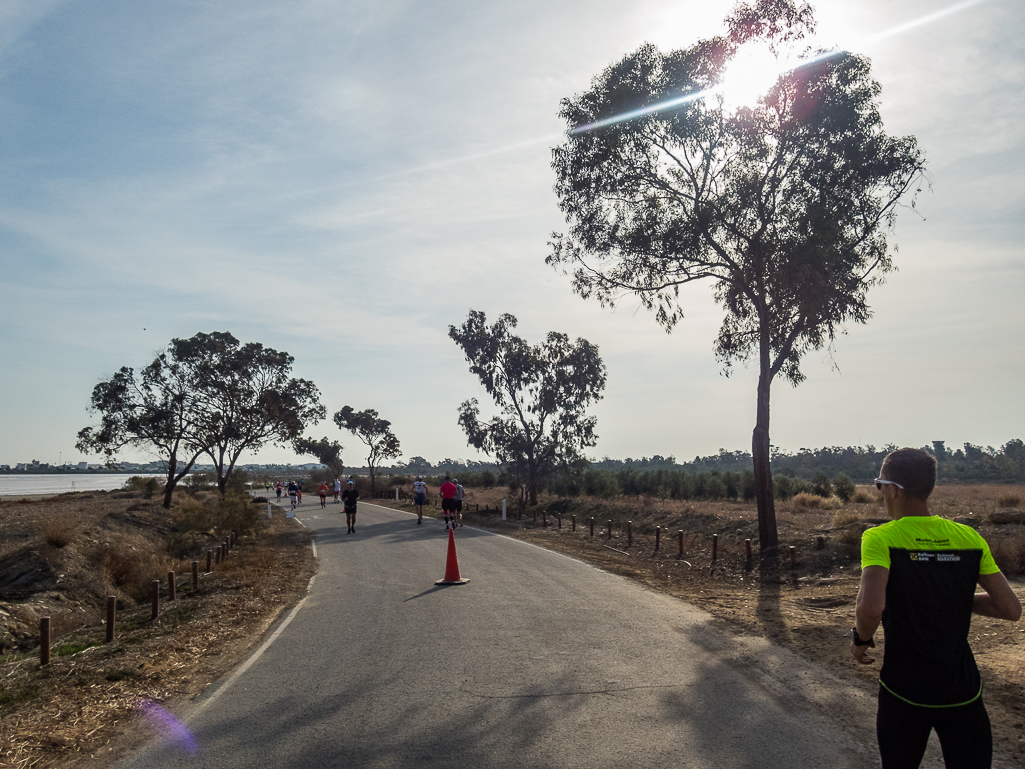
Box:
449;310;607;506
76;352;207;509
333;407;401;491
295;437;345;479
175;332;326;494
548;0;925;555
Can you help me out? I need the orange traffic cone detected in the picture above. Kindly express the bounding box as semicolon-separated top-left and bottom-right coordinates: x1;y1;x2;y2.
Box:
435;528;470;585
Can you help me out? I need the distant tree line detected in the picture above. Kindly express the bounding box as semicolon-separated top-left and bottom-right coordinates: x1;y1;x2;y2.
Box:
590;439;1025;485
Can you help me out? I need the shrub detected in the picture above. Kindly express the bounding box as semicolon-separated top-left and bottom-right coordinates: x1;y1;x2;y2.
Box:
184;472;215;491
997;494;1021;509
42;516;78;548
90;538;167;602
833;474;856;503
831;510;864;527
811;472;833;498
773;475;797;500
123;476;160;497
852;489;874;504
741;470;757;501
583;469;620;498
225;469;250;494
793;492;823;509
699;473;726;499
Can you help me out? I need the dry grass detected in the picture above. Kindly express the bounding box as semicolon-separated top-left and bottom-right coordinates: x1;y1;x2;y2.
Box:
41;516;78;549
792;492;843;510
997;494;1022;509
89;536;170;603
0;493;315;769
851;489;874;504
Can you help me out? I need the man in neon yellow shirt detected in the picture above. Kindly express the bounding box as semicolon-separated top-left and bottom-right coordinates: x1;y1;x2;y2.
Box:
851;448;1020;768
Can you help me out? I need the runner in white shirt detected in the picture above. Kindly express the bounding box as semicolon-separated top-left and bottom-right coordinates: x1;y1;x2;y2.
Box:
333;478;342;504
454;480;465;527
412;476;427;525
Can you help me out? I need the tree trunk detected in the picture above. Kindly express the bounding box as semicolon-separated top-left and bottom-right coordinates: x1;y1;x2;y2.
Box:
753;343;779;562
162;454;178;509
368;460;376;491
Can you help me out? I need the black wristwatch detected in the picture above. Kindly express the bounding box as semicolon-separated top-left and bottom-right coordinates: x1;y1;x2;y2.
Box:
851;627;875;648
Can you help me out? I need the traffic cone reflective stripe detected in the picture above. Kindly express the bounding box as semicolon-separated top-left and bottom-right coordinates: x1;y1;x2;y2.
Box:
435;528;469;585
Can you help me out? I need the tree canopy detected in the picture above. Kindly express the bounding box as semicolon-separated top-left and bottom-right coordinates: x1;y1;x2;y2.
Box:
449;309;607;506
333;406;401;490
547;0;925;553
78;331;325;500
295;436;345;479
76;353;205;508
177;332;325;493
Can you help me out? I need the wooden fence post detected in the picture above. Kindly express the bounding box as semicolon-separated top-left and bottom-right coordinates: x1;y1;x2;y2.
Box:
655;526;661;551
606;520;612;539
789;545;797;570
590;518;594;537
192;561;199;591
572;515;576;532
167;571;176;601
40;617;50;665
712;534;718;562
678;531;684;557
627;521;633;547
105;596;116;643
206;549;212;573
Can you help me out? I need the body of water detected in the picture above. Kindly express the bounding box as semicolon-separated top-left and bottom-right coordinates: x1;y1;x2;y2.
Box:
0;473;161;497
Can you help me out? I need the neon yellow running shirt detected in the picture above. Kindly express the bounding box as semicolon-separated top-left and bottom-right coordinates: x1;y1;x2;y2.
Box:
861;515;998;707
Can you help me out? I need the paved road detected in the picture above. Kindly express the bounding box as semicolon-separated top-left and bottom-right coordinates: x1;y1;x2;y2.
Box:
115;501;913;768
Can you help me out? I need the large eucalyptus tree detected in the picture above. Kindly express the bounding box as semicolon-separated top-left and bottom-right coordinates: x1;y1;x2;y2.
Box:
548;0;925;555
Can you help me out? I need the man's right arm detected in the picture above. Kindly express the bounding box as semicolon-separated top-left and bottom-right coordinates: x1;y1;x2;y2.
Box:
974;572;1022;621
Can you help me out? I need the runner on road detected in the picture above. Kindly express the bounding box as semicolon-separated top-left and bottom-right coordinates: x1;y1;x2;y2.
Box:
440;475;457;531
413;476;427;524
318;481;329;509
333;477;342;504
287;480;298;510
454;479;465;527
852;447;1022;768
342;480;360;534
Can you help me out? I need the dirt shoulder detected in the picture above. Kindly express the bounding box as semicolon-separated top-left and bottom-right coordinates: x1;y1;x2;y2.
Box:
0;491;315;769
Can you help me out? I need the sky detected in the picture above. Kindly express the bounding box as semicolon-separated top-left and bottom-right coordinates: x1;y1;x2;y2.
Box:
0;0;1022;469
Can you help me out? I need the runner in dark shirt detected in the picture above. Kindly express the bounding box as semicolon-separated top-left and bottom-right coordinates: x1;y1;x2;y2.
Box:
341;480;360;534
852;448;1020;768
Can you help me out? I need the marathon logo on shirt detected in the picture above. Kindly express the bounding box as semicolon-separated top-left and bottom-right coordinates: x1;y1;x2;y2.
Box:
908;552;961;563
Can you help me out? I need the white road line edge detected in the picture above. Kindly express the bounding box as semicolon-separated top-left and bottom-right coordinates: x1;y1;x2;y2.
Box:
191;574;316;717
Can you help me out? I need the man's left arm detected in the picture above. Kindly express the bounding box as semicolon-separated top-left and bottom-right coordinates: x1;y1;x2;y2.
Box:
975;571;1022;621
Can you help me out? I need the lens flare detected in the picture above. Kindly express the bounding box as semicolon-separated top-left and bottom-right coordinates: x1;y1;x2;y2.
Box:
138;700;199;756
568;0;992;136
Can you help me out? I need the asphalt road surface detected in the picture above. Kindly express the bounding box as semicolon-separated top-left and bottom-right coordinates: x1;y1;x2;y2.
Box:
113;501;926;769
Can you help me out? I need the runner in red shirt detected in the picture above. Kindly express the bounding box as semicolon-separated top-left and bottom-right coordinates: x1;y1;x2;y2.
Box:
439;475;458;531
318;482;329;509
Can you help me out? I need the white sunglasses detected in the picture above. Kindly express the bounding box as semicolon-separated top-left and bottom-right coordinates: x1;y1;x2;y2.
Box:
874;478;904;490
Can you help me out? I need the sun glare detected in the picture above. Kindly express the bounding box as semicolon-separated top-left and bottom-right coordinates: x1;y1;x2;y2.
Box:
718;43;782;110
